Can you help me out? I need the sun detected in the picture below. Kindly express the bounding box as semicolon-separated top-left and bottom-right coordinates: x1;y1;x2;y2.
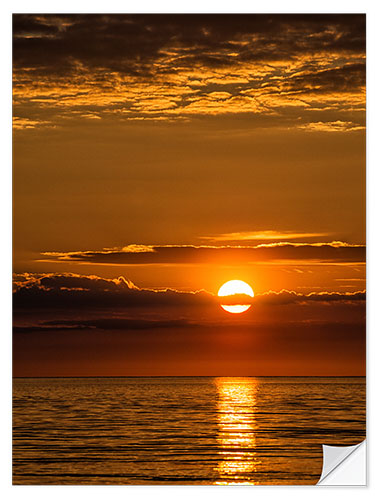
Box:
218;280;254;314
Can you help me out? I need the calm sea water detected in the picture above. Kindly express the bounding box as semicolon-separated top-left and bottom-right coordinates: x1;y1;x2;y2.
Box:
13;377;366;485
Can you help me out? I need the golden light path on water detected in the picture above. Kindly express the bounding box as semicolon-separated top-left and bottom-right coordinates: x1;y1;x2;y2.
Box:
214;378;259;485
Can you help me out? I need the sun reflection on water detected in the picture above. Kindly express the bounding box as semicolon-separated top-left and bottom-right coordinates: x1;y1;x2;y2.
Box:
215;377;259;485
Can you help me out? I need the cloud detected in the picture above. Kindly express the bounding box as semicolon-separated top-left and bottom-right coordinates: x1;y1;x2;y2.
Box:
13;317;199;333
13;273;213;310
296;120;365;132
257;289;365;306
200;230;332;242
38;242;365;266
13;311;365;335
13;15;365;71
13;272;365;312
13;14;365;128
12;117;54;130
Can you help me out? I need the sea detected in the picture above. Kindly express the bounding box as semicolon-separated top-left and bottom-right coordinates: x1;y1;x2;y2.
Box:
13;376;366;485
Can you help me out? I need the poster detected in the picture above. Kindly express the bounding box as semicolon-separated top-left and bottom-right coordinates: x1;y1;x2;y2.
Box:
12;13;366;486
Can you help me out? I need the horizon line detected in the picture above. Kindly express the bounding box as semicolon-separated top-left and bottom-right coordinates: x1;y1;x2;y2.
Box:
12;375;366;379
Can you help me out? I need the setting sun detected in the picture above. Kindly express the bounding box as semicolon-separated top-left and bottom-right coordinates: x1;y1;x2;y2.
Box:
218;280;254;314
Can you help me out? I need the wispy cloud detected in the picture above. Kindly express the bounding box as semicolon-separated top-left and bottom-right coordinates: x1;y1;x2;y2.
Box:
296;120;365;132
12;117;54;130
200;230;331;242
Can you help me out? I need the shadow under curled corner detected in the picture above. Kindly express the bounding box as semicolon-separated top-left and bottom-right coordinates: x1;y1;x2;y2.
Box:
317;440;366;485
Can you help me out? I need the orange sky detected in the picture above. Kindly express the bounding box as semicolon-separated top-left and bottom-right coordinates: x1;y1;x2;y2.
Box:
13;14;366;376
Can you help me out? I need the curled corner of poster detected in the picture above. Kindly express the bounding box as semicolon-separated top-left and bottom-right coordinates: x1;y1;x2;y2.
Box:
317;440;366;485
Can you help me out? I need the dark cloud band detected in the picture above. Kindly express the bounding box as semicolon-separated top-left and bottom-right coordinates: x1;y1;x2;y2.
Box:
13;272;365;311
40;242;365;266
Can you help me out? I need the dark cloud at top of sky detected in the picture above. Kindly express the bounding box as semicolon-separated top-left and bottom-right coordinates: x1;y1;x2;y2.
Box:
13;14;365;73
13;14;366;128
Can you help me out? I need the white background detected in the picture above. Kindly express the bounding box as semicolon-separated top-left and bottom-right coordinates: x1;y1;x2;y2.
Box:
1;0;373;498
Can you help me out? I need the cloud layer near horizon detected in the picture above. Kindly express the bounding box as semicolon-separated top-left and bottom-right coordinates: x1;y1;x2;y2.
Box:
13;272;365;311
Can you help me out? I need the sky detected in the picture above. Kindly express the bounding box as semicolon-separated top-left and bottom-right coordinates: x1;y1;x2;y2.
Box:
13;14;366;376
